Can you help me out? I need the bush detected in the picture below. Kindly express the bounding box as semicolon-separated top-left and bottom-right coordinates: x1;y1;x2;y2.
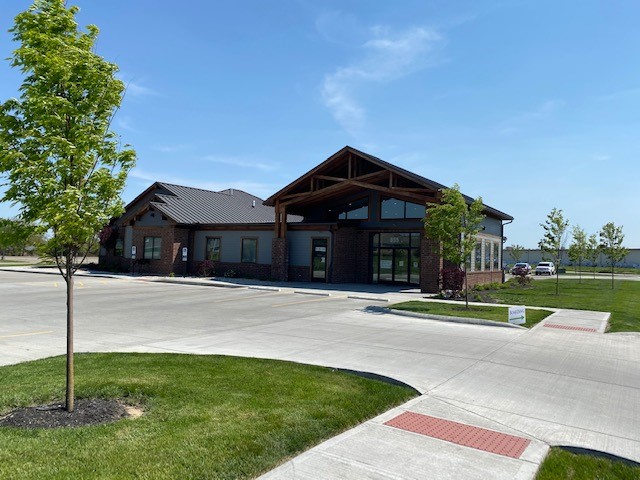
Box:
440;267;465;296
224;269;236;278
513;271;532;287
473;282;504;291
197;260;216;277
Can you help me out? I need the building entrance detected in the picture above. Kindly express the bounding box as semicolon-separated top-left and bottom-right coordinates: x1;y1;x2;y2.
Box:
372;233;420;285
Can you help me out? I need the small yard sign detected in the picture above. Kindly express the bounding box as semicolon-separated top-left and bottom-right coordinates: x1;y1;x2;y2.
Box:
508;306;526;325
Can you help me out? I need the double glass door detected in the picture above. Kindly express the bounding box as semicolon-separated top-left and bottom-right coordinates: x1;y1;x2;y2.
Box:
372;233;420;285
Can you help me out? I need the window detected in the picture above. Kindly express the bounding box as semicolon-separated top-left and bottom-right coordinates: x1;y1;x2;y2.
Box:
143;236;161;260
474;241;482;271
484;240;492;271
380;197;426;219
205;237;221;261
241;238;258;263
493;242;500;271
332;198;369;220
115;238;124;257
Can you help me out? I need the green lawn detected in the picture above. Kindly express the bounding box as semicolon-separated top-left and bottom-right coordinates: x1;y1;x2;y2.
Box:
0;353;416;480
485;279;639;332
536;447;640;479
564;266;640;275
389;300;553;328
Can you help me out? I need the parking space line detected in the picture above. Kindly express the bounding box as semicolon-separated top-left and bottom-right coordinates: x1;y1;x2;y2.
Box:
212;292;284;303
271;296;345;308
0;330;53;339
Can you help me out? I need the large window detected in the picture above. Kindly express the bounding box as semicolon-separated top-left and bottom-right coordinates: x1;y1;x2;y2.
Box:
332;198;369;220
205;237;221;261
380;197;426;219
474;241;482;271
143;236;161;260
115;238;124;257
493;242;500;270
241;238;258;263
484;239;492;271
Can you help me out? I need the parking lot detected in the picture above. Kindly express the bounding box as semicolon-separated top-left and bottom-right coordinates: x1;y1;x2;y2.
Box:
2;269;640;476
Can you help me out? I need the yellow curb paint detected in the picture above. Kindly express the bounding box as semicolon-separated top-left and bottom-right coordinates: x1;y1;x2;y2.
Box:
272;296;343;308
0;330;53;339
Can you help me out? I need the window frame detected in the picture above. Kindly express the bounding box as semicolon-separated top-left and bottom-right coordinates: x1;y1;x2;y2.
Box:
205;236;222;261
143;236;162;260
380;197;426;220
241;237;258;263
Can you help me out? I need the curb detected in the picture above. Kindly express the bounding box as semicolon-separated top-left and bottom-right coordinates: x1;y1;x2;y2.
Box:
248;286;282;292
347;295;390;303
387;308;528;329
293;290;332;296
151;278;245;289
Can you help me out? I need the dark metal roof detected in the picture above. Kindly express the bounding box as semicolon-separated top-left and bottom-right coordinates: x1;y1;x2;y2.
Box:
265;146;513;221
147;183;302;225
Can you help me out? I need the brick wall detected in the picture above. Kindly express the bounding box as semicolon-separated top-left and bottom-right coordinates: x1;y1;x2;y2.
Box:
131;225;176;275
271;238;288;281
466;270;503;289
420;234;442;293
172;228;190;275
331;227;358;283
212;261;272;280
289;265;310;282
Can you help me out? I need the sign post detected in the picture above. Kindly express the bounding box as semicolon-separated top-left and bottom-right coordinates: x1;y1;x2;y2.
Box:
508;306;526;325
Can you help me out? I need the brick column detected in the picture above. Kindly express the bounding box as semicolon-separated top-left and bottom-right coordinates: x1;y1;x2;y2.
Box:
420;234;441;293
271;237;288;281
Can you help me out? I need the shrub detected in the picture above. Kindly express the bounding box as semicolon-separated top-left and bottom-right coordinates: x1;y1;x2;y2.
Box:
513;271;532;287
197;260;216;277
224;269;236;278
440;267;465;296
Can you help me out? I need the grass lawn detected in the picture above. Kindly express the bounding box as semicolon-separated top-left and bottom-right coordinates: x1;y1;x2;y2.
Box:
536;447;640;479
484;279;640;332
564;266;640;275
0;353;416;480
389;300;553;328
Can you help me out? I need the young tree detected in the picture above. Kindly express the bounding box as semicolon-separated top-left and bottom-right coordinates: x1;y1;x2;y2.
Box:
0;0;135;412
424;184;485;308
538;208;569;295
585;233;600;279
599;222;627;289
568;225;587;283
507;244;526;265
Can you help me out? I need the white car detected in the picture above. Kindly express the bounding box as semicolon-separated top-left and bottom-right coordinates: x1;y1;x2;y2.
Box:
535;262;556;275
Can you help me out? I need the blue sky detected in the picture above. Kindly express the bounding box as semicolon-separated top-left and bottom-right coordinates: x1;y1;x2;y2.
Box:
1;0;639;247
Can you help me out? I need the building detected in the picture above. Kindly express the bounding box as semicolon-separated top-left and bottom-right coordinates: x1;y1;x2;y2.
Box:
100;146;513;292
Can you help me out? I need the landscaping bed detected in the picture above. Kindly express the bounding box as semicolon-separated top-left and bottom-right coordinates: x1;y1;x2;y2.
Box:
536;447;640;479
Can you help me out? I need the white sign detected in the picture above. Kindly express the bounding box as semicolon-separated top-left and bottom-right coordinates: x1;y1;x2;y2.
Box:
131;245;137;259
182;247;188;261
508;306;526;325
380;260;392;269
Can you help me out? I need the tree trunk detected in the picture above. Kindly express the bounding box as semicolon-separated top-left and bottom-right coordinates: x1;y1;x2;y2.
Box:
464;264;469;309
65;255;75;412
611;264;614;290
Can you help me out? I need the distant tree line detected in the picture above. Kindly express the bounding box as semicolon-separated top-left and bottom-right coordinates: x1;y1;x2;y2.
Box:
0;217;45;259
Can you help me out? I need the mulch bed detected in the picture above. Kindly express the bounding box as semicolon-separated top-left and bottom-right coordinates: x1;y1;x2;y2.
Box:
0;398;132;429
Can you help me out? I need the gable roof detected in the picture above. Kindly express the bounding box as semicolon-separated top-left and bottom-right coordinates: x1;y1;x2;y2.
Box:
125;182;302;225
264;146;513;221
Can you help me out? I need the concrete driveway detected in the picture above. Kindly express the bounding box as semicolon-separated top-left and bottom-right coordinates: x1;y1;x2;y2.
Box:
1;270;639;479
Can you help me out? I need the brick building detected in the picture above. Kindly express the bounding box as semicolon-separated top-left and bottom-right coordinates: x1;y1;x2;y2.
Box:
100;146;512;292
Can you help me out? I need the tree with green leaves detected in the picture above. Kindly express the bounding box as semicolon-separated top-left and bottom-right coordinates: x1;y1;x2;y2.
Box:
424;184;485;308
0;0;135;412
507;244;525;265
538;208;569;295
599;222;627;289
585;233;600;279
568;225;587;283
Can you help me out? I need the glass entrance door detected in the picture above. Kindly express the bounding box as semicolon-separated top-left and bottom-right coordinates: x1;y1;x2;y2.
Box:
372;233;420;285
311;238;328;282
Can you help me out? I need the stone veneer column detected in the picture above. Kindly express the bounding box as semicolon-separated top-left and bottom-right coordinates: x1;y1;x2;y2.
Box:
271;238;288;281
420;234;441;293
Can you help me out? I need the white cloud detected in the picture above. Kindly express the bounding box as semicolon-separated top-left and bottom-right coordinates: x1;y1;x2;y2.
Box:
203;155;280;172
116;116;137;132
321;25;443;135
598;87;640;102
498;99;564;135
124;81;158;97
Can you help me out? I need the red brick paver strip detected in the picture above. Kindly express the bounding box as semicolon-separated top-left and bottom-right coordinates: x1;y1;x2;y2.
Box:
384;411;531;459
543;323;598;333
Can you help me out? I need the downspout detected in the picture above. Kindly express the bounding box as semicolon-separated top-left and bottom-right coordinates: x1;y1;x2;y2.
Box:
501;219;513;283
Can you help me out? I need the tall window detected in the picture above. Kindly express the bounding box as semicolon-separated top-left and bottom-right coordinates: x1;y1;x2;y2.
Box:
337;198;369;220
115;238;124;257
143;236;161;260
474;241;482;271
493;242;500;270
484;240;492;271
205;237;221;261
380;197;426;219
241;238;258;263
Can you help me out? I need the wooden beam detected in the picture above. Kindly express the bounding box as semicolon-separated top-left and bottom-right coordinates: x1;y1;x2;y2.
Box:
314;174;348;182
349;181;432;203
348;154;352;179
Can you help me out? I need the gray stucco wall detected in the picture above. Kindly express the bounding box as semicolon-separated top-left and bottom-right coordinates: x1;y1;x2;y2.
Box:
287;231;331;267
193;230;274;263
481;217;502;237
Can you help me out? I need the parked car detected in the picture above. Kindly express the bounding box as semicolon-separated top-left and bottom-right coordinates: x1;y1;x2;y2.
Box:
511;262;531;275
535;262;556;275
